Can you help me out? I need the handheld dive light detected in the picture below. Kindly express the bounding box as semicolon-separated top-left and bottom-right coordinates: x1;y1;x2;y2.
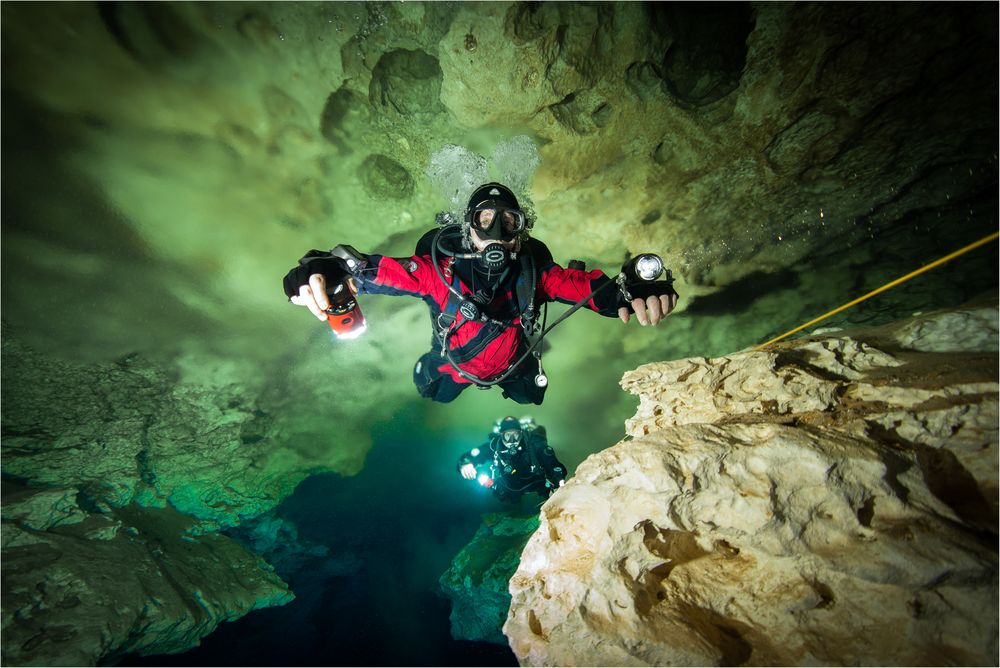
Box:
321;244;370;340
617;253;672;304
623;253;665;282
324;277;367;340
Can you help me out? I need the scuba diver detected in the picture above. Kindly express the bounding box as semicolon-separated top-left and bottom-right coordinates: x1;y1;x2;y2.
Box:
457;416;566;503
282;182;679;404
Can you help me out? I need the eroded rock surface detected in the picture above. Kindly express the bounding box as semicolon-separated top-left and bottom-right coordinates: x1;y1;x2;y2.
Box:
1;481;293;667
439;513;539;645
0;2;996;665
1;3;995;365
505;303;998;666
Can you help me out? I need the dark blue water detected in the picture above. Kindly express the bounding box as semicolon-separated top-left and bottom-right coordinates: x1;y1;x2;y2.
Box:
122;410;522;667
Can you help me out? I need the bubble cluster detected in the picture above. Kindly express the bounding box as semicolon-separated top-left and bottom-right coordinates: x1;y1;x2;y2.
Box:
426;135;542;218
491;135;541;196
425;144;489;211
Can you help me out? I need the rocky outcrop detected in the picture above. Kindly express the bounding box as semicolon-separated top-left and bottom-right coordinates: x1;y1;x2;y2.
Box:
1;480;293;667
505;302;998;666
0;326;364;665
0;326;367;531
439;513;539;645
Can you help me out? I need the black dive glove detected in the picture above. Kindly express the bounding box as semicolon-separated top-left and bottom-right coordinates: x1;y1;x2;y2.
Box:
617;276;680;312
282;249;350;299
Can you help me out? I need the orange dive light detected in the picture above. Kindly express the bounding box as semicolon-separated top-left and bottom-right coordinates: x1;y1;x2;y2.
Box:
324;278;366;340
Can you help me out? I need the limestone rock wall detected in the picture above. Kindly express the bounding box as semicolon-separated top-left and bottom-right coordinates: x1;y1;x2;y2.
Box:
0;324;374;665
439;513;540;646
0;2;996;664
505;302;998;666
0;326;364;530
1;481;293;667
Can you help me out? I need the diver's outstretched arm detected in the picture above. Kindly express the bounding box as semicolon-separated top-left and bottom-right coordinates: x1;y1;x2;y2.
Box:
283;246;448;320
536;262;678;326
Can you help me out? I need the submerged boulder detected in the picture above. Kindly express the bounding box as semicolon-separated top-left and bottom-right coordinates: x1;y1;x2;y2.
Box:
1;481;293;667
440;512;540;645
505;300;998;666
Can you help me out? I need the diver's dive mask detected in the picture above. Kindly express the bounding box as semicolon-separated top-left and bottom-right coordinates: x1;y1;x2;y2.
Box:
433;184;530;273
471;206;527;241
468;205;525;271
501;429;523;448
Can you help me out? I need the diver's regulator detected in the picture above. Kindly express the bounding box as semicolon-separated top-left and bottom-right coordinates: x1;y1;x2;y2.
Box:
434;211;514;271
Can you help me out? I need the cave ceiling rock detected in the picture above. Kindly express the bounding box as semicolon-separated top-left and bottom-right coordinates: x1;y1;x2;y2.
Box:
439;3;560;129
690;3;996;288
652;3;754;110
4;2;439;320
505;303;999;666
4;1;996;361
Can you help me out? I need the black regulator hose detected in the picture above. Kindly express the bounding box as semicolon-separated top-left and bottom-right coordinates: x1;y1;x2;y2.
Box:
430;225;470;302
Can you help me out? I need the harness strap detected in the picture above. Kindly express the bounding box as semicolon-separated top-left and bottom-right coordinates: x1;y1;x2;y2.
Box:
525;433;542;473
432;252;543;380
436;254;538;337
515;253;539;335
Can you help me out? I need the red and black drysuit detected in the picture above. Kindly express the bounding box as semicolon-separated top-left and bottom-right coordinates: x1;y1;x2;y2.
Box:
283;233;624;405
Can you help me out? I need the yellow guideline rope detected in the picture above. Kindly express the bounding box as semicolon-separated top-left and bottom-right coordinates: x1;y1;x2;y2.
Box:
754;231;1000;351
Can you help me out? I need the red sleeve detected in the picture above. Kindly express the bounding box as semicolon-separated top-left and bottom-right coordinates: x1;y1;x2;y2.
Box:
355;254;440;298
538;264;619;317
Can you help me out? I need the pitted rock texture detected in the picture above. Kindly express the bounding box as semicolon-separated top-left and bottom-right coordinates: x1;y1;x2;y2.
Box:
505;304;998;666
0;3;997;665
439;513;539;646
1;2;996;365
1;481;293;667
